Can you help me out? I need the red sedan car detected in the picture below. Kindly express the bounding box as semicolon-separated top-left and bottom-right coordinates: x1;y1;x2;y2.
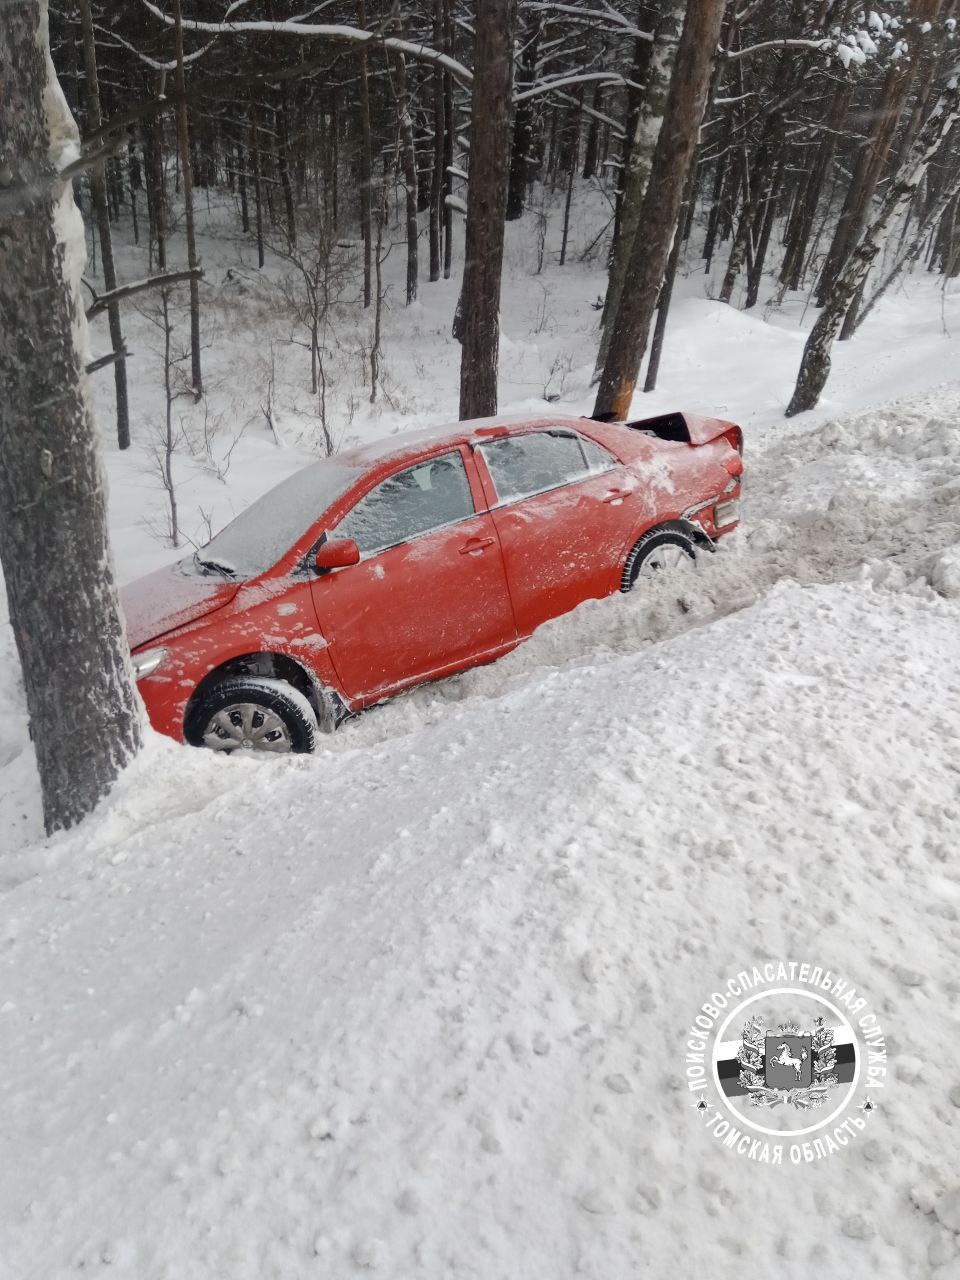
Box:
124;411;743;753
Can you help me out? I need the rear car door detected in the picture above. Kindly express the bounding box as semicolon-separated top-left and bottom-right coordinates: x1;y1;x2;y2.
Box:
309;449;517;701
475;429;638;636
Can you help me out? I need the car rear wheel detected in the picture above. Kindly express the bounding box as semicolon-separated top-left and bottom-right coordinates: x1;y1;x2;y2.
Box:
186;677;317;754
621;524;697;592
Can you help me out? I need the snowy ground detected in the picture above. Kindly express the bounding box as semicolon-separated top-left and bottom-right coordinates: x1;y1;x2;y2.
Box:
2;192;960;1276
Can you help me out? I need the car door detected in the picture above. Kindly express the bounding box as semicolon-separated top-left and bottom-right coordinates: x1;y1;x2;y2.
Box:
474;429;640;636
309;448;517;702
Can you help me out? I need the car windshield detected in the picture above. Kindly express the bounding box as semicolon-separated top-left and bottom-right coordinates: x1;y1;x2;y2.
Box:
193;460;362;578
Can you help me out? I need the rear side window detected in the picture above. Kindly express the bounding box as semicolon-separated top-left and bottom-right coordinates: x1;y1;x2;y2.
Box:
478;431;615;504
335;452;475;555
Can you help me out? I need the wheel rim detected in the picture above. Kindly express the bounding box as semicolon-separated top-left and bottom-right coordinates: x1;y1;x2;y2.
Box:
638;542;689;578
201;703;293;753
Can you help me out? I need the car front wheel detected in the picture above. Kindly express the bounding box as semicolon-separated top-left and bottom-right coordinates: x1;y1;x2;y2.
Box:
185;677;318;754
621;524;697;592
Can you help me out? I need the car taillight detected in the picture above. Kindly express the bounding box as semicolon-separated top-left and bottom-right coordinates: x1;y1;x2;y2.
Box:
714;499;740;529
724;426;743;455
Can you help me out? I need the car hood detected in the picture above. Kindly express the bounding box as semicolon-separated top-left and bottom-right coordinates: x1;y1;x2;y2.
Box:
122;561;240;650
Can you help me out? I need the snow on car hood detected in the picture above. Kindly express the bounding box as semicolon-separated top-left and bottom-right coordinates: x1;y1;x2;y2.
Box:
121;560;239;650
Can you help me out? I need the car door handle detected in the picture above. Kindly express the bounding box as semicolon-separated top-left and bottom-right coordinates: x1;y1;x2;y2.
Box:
602;488;627;505
459;536;495;555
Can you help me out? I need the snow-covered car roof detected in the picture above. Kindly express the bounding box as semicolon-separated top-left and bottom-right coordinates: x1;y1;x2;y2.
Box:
337;413;593;469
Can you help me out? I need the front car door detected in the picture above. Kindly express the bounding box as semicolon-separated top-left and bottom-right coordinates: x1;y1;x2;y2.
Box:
309;448;517;702
475;429;640;636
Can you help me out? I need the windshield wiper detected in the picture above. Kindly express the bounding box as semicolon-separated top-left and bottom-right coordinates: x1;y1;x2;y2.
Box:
193;551;237;577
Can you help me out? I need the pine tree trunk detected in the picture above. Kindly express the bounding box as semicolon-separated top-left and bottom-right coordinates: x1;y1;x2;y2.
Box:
77;0;130;451
459;0;516;419
594;0;727;420
173;0;202;397
744;153;784;309
582;84;603;180
596;0;684;377
787;75;960;417
357;0;373;306
610;1;660;261
275;85;297;249
429;0;445;282
442;0;455;278
236;136;249;231
0;0;142;833
506;13;539;221
559;89;582;267
249;99;265;269
393;49;419;305
644;159;697;392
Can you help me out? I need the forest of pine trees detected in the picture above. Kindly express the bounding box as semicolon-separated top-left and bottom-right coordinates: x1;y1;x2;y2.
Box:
49;0;960;436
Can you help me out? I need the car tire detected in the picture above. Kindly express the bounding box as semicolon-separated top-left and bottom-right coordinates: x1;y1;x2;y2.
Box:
621;523;697;592
185;677;318;754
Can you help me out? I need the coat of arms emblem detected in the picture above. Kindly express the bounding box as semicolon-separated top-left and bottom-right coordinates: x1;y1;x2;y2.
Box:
738;1015;838;1109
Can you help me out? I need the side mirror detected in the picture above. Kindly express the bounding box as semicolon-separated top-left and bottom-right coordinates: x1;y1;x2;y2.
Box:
315;537;360;572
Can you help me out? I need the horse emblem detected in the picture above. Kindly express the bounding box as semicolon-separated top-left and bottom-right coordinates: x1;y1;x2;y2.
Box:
768;1037;811;1086
772;1041;808;1079
737;1017;837;1109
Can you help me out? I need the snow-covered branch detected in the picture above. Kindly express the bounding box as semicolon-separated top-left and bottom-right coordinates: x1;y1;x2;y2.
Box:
724;37;833;61
526;3;653;42
94;23;218;73
514;70;625;104
138;1;474;87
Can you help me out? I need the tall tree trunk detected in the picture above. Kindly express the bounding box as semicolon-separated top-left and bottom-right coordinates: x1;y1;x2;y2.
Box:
596;0;684;377
275;85;297;248
77;0;130;451
594;0;727;421
125;142;140;240
581;83;604;180
744;152;784;309
610;1;661;259
393;49;419;305
234;135;248;231
0;0;142;833
357;0;373;306
644;159;697;392
506;12;539;221
459;0;516;419
787;76;960;417
429;0;445;282
442;0;455;279
249;99;265;269
173;0;202;397
559;89;583;266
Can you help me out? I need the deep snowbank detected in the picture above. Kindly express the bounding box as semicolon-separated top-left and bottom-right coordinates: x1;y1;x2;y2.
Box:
2;572;959;1278
3;386;960;1276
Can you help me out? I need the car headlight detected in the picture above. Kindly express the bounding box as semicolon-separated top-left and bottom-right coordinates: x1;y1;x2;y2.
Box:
131;647;168;680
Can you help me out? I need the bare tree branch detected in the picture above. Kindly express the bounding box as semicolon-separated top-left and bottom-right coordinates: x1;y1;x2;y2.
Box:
84;268;204;319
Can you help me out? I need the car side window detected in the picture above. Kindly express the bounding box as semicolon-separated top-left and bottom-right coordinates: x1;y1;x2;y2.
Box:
578;434;618;474
478;431;615;505
335;452;475;555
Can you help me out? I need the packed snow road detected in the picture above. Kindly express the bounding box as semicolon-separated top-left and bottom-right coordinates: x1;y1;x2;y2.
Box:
2;386;960;1278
